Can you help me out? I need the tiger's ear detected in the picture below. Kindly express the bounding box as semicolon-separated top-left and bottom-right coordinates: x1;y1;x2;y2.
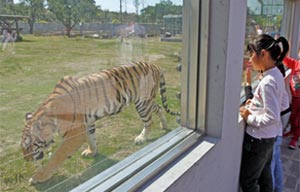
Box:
25;112;33;122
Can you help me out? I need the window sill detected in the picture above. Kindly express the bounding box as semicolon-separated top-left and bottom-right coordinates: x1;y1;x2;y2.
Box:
141;136;218;191
71;128;217;191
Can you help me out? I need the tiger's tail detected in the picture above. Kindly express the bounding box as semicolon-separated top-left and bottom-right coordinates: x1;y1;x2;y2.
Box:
159;72;181;116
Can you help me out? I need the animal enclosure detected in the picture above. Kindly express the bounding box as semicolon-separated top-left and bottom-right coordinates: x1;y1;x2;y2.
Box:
0;35;182;191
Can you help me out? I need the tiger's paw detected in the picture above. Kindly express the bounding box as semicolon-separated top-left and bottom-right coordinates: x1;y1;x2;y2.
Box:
29;171;52;185
29;177;36;185
134;135;146;145
81;149;97;157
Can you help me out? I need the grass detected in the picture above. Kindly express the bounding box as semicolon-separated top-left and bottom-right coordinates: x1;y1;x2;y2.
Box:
0;35;182;191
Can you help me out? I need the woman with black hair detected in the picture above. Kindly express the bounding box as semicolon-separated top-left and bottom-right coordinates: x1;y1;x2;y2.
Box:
239;34;290;192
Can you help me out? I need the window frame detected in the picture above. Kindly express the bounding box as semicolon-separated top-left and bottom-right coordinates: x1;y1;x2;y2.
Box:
71;0;212;191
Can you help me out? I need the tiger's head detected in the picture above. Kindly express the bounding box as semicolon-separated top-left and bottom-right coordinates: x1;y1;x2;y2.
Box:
21;112;55;161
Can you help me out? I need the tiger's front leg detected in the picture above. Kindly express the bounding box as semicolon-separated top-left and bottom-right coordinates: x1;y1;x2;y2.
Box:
29;129;86;184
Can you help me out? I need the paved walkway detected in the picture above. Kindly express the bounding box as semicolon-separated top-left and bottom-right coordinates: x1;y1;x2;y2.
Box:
281;137;300;192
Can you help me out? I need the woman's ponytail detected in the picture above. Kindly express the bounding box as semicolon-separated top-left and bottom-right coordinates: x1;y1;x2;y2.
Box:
275;36;289;63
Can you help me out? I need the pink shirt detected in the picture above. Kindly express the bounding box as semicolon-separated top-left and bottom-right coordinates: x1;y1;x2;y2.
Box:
283;56;300;97
246;67;290;139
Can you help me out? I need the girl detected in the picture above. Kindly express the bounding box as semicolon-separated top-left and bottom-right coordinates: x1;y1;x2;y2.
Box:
239;34;290;192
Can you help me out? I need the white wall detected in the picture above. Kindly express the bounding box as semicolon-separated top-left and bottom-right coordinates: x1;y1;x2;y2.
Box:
164;0;247;191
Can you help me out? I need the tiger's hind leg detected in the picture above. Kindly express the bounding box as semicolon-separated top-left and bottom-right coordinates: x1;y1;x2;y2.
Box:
81;124;98;157
152;103;168;130
134;100;154;144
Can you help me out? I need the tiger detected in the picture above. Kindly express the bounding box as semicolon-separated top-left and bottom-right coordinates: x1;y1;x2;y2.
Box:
21;62;180;184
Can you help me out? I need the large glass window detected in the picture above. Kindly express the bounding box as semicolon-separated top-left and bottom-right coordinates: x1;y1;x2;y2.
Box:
0;0;208;191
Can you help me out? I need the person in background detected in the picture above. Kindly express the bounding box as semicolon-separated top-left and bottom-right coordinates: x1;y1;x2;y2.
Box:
239;34;290;192
255;24;263;35
1;27;14;51
282;46;300;149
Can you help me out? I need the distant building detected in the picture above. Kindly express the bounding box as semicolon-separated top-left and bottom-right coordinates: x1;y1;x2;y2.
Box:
248;0;283;15
162;15;182;35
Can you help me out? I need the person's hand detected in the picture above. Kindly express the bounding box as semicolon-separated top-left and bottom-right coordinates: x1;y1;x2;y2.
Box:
245;99;252;105
245;68;252;86
239;105;251;120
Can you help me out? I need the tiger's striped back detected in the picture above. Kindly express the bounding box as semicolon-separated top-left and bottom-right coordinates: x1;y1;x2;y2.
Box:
46;62;179;124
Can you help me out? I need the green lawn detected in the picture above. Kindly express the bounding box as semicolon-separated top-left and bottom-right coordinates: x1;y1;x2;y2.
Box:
0;35;182;191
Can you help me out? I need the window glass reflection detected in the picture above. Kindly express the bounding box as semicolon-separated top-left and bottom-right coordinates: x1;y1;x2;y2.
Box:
0;0;183;191
243;0;284;89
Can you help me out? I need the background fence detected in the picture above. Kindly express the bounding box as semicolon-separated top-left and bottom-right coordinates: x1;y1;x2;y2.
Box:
17;22;163;37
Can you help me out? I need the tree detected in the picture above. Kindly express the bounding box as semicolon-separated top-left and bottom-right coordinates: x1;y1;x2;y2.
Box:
140;5;156;23
0;0;15;15
133;0;139;15
47;0;97;37
139;0;182;23
16;0;45;34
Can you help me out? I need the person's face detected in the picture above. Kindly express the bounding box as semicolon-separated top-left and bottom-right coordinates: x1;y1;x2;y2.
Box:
248;51;261;71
